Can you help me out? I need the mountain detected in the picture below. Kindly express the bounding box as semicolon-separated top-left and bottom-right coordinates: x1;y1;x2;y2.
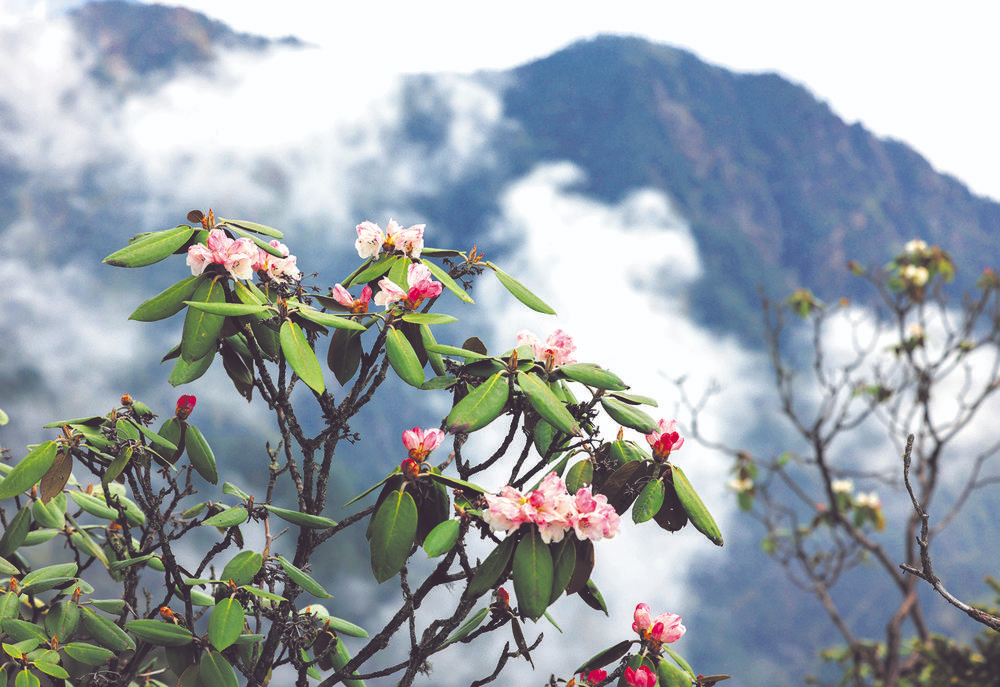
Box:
1;4;998;686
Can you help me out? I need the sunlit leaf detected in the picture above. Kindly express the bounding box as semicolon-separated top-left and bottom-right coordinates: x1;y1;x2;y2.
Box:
512;528;553;620
277;556;334;599
672;465;723;546
369;489;418;584
0;442;57;500
280;320;326;394
180;277;226;362
263;504;337;530
486;261;555;314
423;259;474;304
184;301;270;317
220;551;263;587
103;225;194;268
517;371;579;436
632;478;665;524
79;607;135;652
129;275;203;322
466;535;517;599
385;327;425;388
294;307;367;331
423;519;460;558
185;424;218;484
208;598;245;651
557;363;627;391
600;396;659;433
126;619;195;646
444;372;509;434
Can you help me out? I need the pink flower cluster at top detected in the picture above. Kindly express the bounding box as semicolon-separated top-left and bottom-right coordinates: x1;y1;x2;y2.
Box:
624;665;656;687
355;220;425;259
482;472;620;544
374;263;443;309
186;229;301;282
517;329;576;369
646;418;684;461
330;284;373;314
401;427;445;462
632;602;685;645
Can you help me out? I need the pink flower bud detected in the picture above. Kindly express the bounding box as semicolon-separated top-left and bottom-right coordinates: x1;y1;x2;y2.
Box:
175;395;196;421
624;665;656;687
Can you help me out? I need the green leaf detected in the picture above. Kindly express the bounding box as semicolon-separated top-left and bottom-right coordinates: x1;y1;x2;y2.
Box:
327;329;364;385
343;474;400;508
486;262;555;314
424;343;488;360
129;275;203;322
44;599;79;643
369;489;418;583
349;253;398;286
400;312;458;325
181;277;226;362
185;424;218;484
220;551;263;587
466;534;517;599
168;349;215;386
183;301;270;317
656;653;694;687
20;563;77;596
199;650;240;687
422;259;474;304
0;557;18;576
577;578;608;615
517;371;579;436
264;504;337;530
201;507;248;528
69;491;118;521
14;668;40;687
324;616;369;639
512;528;553;620
217;217;283;239
126;619;195;646
420;375;458;390
329;635;367;687
62;642;115;666
0;507;31;557
280;320;326;394
277;556;334;599
436;607;488;650
33;660;69;680
573;639;632;675
0;409;6;426
222;482;250;500
557;363;627;391
103;225;195;268
565;460;593;493
661;645;698;680
0;442;57;500
208;598;245;651
444;372;510;434
385;327;425;388
672;465;724;546
2;620;47;643
609;391;658;407
294;307;367;331
423;519;460;558
79;607;135;652
632;478;666;524
426;472;486;494
600;397;659;433
549;537;577;604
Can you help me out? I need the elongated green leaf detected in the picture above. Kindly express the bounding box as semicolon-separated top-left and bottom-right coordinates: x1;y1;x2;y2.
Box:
549;537;577;604
184;301;270;317
62;642;115;666
44;598;79;643
426;472;487;494
419;324;447;377
0;558;18;576
103;225;195;268
328;328;364;385
423;519;460;558
264;504;337;529
217;217;283;239
200;650;240;687
14;668;40;687
369;490;418;583
661;646;697;680
609;391;658;406
168;349;215;386
573;639;632;675
208;598;245;651
185;424;218;484
126;619;194;646
423;259;474;304
130;275;203;322
323;616;369;638
0;442;57;500
487;262;555;314
222;482;250;500
201;507;248;528
558;363;627;391
420;375;458;390
424;343;488;360
329;635;367;687
220;551;263;587
512;529;553;620
466;534;517;599
0;507;30;557
280;320;326;394
227;226;285;257
294;308;366;331
344;474;400;508
349;253;398;286
79;607;135;652
400;312;458;325
385;327;425;388
632;478;666;524
3;619;47;643
277;556;334;598
565;460;594;493
517;371;579;436
20;563;77;594
577;578;608;615
444;372;510;434
436;606;488;650
0;409;6;426
600;397;659;433
69;491;118;521
657;654;694;687
33;661;69;680
181;277;226;362
672;465;723;546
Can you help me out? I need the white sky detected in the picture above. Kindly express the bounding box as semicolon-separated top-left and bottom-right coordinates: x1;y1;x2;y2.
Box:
5;1;999;199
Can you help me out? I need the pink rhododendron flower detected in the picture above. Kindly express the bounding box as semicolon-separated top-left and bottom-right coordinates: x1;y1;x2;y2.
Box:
354;219;425;259
624;665;656;687
186;229;259;281
579;669;607;686
374;263;443;309
646;418;684;460
253;240;301;282
175;395;196;421
331;284;372;314
482;472;621;543
401;427;445;462
633;602;686;645
517;329;577;369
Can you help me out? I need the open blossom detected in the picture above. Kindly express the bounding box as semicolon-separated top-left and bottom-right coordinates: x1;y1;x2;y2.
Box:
632;603;686;645
354;219;425;259
831;478;854;494
186;229;258;280
331;284;372;314
900;264;929;286
254;240;301;282
482;472;620;544
401;427;445;462
855;491;881;509
517;329;576;369
646;419;684;460
374;263;443;309
904;238;928;256
624;665;656;687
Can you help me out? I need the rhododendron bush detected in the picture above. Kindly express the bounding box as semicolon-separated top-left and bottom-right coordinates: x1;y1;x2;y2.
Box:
0;211;729;687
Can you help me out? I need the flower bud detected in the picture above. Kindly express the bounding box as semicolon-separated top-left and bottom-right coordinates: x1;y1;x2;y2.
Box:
175;395;197;421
